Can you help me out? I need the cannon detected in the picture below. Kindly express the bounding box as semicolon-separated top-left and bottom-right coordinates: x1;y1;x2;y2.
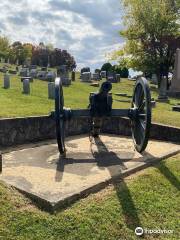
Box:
54;77;151;156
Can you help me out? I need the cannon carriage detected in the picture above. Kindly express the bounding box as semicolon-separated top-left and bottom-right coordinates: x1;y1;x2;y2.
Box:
54;77;151;156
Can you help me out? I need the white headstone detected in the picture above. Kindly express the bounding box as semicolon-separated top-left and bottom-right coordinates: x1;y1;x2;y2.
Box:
100;71;106;78
46;72;56;82
23;79;30;94
4;74;10;89
37;71;47;80
81;72;91;82
92;73;100;81
48;82;55;99
57;65;71;85
30;69;38;78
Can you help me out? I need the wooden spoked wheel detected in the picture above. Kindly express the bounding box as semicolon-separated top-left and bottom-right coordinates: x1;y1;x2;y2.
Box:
55;78;66;155
131;77;151;153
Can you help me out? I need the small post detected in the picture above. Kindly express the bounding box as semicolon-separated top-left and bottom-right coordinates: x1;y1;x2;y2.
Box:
4;73;10;89
48;82;55;99
116;74;121;83
23;79;30;94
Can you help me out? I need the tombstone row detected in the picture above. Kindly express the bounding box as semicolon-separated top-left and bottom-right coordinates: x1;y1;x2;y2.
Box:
80;69;121;83
19;65;74;85
2;74;55;98
0;64;75;85
19;67;57;82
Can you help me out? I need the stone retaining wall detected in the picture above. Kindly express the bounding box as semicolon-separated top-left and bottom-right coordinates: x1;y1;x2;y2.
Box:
0;115;179;148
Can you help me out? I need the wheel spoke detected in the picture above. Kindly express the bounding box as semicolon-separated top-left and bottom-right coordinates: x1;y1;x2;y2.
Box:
137;119;145;141
139;118;146;130
138;100;145;112
133;123;141;144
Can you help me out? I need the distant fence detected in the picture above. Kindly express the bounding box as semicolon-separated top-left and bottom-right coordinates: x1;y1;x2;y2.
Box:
0;115;179;148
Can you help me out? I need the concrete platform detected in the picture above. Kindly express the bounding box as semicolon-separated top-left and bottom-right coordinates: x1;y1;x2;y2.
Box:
0;135;180;211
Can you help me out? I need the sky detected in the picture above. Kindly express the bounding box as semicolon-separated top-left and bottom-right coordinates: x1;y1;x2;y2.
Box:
0;0;125;71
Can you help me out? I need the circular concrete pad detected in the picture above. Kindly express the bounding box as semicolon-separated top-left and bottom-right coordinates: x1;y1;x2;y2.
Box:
1;134;180;211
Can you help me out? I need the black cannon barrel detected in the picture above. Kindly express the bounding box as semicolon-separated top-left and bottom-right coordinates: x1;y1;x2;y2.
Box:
99;81;112;94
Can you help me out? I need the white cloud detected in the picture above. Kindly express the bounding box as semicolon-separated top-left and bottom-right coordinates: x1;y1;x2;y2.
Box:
0;0;124;70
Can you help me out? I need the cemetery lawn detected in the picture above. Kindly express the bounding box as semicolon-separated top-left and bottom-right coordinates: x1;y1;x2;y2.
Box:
0;154;179;240
0;73;180;127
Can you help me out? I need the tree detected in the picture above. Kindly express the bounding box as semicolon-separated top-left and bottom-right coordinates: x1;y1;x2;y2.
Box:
113;0;180;88
101;62;112;72
23;43;33;61
9;42;33;65
121;67;129;78
0;36;9;60
95;68;101;74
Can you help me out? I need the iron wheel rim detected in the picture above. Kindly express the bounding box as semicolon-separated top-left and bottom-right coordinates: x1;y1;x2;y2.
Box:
131;77;151;152
55;78;66;154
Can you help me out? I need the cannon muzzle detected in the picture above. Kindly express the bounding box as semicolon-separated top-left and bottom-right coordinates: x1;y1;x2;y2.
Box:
99;81;112;94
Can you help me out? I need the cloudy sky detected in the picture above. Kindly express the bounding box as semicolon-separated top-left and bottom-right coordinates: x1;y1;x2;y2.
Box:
0;0;125;70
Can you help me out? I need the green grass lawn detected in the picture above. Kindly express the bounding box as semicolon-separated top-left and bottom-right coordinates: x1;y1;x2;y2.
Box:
0;72;180;127
0;154;179;240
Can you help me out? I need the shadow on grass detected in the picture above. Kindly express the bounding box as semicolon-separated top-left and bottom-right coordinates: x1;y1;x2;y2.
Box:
93;137;142;231
55;138;179;230
142;151;180;191
55;137;142;231
158;162;180;190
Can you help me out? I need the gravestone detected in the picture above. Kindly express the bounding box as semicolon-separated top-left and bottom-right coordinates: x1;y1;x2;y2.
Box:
4;74;10;89
116;74;121;82
100;71;106;78
172;101;180;111
92;73;100;81
81;72;91;82
80;67;90;79
23;79;30;94
48;82;55;99
37;71;47;80
30;69;38;78
151;100;156;108
19;68;29;77
157;77;169;102
46;71;56;82
57;65;71;86
2;66;7;73
29;65;37;70
168;48;180;97
107;72;118;83
94;69;101;80
21;77;33;83
41;67;47;71
151;74;158;85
